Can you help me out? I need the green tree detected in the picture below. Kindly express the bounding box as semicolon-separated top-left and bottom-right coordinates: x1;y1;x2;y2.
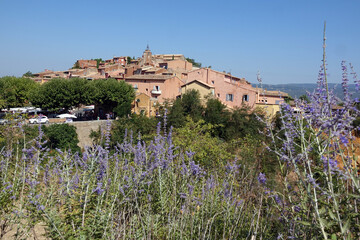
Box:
72;61;81;69
43;124;80;152
185;58;202;68
181;89;204;122
204;98;230;138
113;101;132;118
0;76;39;108
89;78;135;117
224;106;266;141
92;58;104;68
127;56;132;65
22;71;33;77
167;98;186;128
30;78;87;111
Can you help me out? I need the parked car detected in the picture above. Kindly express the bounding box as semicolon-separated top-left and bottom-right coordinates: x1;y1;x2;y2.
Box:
29;116;49;124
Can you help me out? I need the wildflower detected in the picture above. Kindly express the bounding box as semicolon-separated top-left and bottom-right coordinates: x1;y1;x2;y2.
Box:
294;205;301;213
258;172;266;185
179;193;187;199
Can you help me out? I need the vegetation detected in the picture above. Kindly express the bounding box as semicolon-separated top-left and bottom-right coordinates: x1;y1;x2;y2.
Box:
28;77;135;115
92;58;104;68
22;71;34;77
30;78;92;112
43;124;80;153
72;61;81;69
1;35;360;238
0;59;360;239
0;118;80;153
89;78;135;116
0;76;39;109
185;57;202;68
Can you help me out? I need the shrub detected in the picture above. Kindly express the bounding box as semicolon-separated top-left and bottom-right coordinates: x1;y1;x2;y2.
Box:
43;124;80;152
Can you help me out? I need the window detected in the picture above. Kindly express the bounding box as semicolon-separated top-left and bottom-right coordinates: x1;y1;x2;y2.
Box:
226;94;233;102
154;86;160;91
217;93;220;97
134;84;138;89
243;94;249;102
211;81;215;84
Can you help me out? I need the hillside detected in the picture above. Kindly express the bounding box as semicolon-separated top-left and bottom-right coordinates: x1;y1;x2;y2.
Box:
251;83;360;100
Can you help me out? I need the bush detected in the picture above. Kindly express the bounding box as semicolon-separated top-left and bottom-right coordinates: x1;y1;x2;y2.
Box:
43;124;80;152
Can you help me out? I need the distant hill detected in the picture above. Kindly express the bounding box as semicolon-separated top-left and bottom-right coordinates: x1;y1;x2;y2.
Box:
251;83;360;100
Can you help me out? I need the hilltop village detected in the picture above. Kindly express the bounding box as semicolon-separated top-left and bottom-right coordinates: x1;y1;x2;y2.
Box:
31;46;289;117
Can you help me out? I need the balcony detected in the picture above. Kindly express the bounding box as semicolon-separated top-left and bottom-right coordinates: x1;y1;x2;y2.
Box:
151;89;162;95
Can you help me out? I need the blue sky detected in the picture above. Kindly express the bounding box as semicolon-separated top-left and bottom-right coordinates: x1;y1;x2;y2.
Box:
0;0;359;84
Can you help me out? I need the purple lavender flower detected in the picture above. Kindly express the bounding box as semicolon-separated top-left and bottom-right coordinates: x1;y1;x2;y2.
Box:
179;193;187;199
94;182;104;195
205;174;216;191
294;205;301;213
258;172;266;185
307;174;319;188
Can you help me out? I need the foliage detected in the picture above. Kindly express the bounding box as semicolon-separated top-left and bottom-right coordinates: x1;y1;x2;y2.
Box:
88;78;135;116
172;117;233;171
127;56;132;64
224;106;266;141
203;98;230;138
30;78;135;114
167;98;186;128
1;32;360;239
22;71;34;77
111;114;159;145
167;90;204;128
43;124;80;153
167;91;265;141
185;57;202;68
30;78;90;112
180;89;204;122
72;61;81;69
1;58;360;238
0;76;39;108
0;115;80;153
92;58;104;68
262;60;360;239
113;100;132;118
0;119;272;239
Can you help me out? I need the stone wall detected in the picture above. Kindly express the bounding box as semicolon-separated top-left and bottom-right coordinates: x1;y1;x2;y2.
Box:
69;120;110;149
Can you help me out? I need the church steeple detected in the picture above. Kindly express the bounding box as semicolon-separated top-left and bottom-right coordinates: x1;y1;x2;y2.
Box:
142;44;152;66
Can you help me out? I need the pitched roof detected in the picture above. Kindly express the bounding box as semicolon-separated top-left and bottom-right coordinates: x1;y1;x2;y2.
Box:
254;88;289;97
187;68;250;84
125;74;174;80
181;79;214;89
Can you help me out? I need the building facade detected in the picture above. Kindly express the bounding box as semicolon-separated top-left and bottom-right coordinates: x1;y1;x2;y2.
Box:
185;68;257;108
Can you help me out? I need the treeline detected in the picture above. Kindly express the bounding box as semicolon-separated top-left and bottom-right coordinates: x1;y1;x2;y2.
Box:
95;89;275;177
105;89;266;144
0;76;135;117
